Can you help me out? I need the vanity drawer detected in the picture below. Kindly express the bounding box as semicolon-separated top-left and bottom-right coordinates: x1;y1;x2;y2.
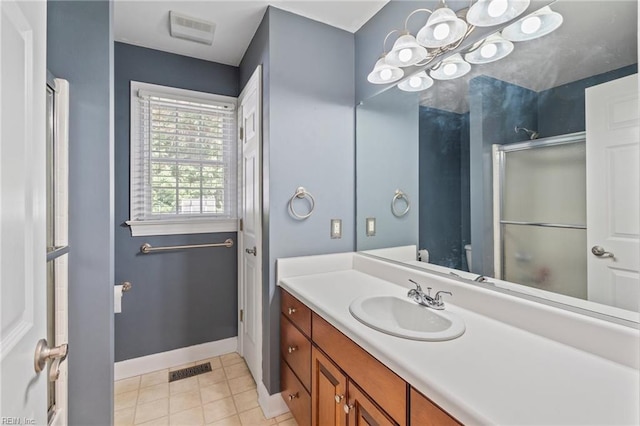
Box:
282;360;311;426
281;289;312;337
410;387;460;426
281;314;311;391
312;313;406;426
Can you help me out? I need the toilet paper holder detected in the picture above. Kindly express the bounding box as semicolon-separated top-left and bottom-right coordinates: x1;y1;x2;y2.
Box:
121;281;132;292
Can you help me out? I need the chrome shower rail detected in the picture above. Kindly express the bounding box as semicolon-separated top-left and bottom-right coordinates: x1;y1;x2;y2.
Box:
140;238;234;254
500;220;586;230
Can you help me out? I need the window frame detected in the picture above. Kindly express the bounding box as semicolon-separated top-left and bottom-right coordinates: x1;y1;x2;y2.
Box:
126;81;238;236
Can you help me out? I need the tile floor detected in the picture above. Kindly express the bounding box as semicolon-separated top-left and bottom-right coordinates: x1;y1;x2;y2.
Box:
114;352;297;426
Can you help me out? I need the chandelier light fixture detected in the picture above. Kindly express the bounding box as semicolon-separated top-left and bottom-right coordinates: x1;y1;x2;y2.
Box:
367;0;563;93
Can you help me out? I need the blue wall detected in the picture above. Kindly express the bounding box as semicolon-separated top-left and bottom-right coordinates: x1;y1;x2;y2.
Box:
240;7;355;395
113;42;240;361
418;107;465;269
47;1;114;424
357;88;419;251
537;64;638;137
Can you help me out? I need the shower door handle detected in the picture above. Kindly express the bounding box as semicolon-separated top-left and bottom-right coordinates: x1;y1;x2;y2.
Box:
245;246;257;256
591;246;614;258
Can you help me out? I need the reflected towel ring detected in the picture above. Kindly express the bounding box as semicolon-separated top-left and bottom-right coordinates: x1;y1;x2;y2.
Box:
391;189;410;217
289;187;315;220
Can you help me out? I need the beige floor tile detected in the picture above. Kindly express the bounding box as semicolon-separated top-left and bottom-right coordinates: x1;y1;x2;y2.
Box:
220;352;244;367
170;362;196;372
223;362;249;380
203;397;237;424
198;369;227;387
207;415;242;426
170;376;200;395
114;407;135;426
232;389;258;413
200;382;232;404
115;376;141;395
228;375;256;395
238;407;275;426
140;369;168;388
277;418;298;426
134;397;169;424
114;389;138;411
170;389;202;414
138;416;170;426
274;412;292;423
170;405;205;426
138;382;169;405
203;356;223;370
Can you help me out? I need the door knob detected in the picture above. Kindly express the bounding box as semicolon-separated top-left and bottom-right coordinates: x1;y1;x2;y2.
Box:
287;345;298;354
34;339;68;381
591;246;614;258
343;402;354;414
288;392;299;401
245;246;257;256
334;394;344;404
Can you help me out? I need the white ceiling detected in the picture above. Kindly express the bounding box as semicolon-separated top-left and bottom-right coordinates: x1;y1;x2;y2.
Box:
114;0;389;66
418;0;638;112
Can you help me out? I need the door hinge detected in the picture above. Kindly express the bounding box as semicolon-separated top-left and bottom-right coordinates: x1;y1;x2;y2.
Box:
240;309;244;322
239;218;243;231
239;127;244;141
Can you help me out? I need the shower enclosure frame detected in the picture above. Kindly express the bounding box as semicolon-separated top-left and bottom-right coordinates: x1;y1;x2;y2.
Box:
492;131;587;280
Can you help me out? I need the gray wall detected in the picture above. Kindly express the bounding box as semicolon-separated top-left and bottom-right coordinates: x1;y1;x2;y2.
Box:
114;42;240;361
47;1;114;424
240;7;355;394
357;88;419;250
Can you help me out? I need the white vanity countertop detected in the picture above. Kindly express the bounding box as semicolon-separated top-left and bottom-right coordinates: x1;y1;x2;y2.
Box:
279;267;640;425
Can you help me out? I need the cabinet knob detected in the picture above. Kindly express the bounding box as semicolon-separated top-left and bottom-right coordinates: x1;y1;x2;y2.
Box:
334;394;344;404
287;307;297;315
287;345;298;354
288;392;299;401
343;403;354;414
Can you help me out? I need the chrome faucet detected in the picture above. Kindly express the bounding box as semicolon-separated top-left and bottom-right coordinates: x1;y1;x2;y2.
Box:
407;279;452;310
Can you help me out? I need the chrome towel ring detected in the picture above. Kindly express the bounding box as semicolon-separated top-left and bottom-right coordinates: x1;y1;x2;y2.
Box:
289;187;315;220
391;189;410;217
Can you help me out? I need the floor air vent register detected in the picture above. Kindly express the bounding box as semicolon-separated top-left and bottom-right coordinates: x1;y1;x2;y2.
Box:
168;362;212;382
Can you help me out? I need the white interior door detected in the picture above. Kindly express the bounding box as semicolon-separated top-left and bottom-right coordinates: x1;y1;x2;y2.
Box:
1;0;48;423
238;66;262;384
586;74;639;311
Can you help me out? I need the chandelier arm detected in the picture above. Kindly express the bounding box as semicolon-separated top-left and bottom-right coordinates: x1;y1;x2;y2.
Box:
403;8;434;31
382;29;401;53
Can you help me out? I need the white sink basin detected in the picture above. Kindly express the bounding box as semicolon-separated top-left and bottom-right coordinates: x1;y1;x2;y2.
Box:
349;295;465;341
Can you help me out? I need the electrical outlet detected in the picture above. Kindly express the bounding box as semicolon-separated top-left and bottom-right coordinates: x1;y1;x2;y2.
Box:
330;219;342;239
366;217;376;236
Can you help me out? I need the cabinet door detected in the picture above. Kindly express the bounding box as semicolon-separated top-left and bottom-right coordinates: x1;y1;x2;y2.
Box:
311;347;347;426
346;381;396;426
410;387;460;426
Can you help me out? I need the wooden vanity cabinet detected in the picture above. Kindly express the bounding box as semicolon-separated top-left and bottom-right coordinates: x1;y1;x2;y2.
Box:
280;289;460;426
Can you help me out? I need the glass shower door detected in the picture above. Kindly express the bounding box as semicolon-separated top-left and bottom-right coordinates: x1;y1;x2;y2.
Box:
495;134;587;299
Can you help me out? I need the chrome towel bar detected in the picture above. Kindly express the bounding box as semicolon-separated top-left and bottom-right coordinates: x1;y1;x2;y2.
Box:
140;238;234;254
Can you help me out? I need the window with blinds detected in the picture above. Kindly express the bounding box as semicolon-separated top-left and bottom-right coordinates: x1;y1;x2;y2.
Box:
129;82;237;235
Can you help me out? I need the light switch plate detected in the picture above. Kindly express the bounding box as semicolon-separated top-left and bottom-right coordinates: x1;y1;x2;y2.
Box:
330;219;342;239
366;217;376;236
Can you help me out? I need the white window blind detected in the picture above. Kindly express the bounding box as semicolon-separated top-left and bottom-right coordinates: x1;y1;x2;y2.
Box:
130;82;237;229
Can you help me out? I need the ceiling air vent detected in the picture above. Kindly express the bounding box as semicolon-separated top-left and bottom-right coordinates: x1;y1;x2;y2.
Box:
169;11;216;45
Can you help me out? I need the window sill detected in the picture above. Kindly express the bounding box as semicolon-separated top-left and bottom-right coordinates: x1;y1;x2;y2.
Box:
126;218;237;236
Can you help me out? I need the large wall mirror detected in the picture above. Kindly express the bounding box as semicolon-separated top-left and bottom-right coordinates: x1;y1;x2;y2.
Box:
356;0;639;324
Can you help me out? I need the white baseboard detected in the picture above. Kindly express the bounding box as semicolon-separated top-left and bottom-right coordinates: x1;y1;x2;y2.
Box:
114;337;237;381
257;381;289;419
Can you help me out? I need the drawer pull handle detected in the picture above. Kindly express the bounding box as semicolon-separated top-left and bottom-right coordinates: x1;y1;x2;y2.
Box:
334;394;344;404
287;346;298;354
288;392;299;401
287;307;297;315
343;402;354;414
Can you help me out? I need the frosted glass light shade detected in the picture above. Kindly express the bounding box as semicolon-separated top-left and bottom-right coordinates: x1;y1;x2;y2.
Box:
501;6;563;42
467;0;530;27
464;34;514;64
430;54;471;80
386;34;429;67
417;7;468;48
367;57;404;84
398;71;434;92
